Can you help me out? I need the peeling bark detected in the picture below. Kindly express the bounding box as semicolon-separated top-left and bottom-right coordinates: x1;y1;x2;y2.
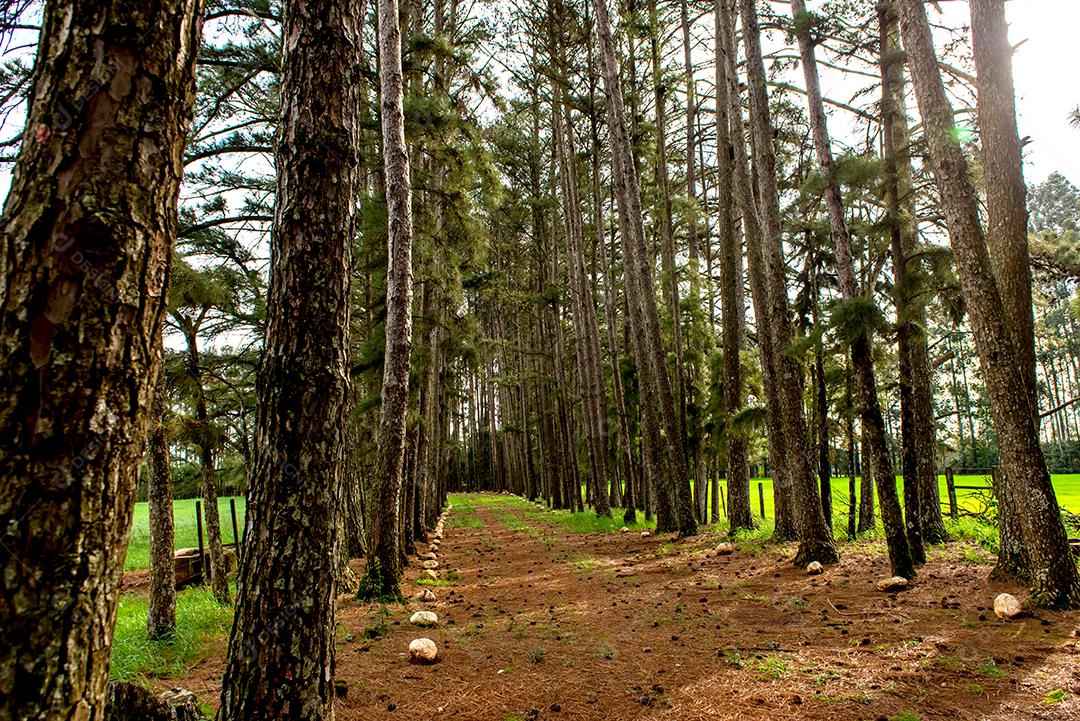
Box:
0;1;205;718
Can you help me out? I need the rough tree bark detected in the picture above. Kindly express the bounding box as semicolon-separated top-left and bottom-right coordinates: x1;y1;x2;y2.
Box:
791;0;914;578
723;4;794;540
879;0;944;552
148;346;177;640
679;0;708;522
970;0;1036;581
550;3;611;517
647;0;687;453
0;1;204;718
592;0;696;536
216;0;360;717
739;0;837;564
898;0;1079;608
182;325;231;603
361;0;416;599
715;0;752;532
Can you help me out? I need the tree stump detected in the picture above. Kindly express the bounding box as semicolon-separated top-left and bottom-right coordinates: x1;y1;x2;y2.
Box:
105;682;200;721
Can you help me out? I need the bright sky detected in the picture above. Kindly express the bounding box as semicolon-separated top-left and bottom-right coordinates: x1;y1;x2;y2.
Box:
1002;0;1080;184
800;0;1079;186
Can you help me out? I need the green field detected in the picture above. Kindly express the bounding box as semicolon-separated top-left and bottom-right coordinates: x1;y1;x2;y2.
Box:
125;497;245;572
694;473;1080;528
123;474;1079;572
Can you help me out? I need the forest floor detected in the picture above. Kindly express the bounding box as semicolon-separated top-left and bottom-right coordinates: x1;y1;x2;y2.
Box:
127;493;1080;721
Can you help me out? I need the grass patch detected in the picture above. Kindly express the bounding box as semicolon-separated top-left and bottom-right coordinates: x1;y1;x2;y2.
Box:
975;659;1005;678
570;555;600;572
416;577;452;587
492;511;540;534
755;654;789;680
1042;689;1069;706
126;496;245;572
720;647;743;668
447;515;485;529
110;586;234;682
890;712;920;721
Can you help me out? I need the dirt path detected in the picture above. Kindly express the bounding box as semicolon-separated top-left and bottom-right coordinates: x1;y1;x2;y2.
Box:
158;493;1079;720
329;494;1079;721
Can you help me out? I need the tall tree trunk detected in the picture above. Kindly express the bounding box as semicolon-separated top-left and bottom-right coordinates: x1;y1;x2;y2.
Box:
739;0;836;564
879;1;947;547
898;0;1079;607
679;0;707;523
724;8;794;540
599;156;639;522
647;0;687;450
811;261;832;530
845;363;858;539
549;7;610;516
715;0;752;532
361;0;416;599
0;1;204;718
592;0;696;535
148;348;177;639
184;328;232;603
970;0;1037;581
858;426;876;533
791;0;914;578
217;0;360;717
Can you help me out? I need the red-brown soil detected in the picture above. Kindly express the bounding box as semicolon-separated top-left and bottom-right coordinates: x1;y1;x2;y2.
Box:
141;493;1080;720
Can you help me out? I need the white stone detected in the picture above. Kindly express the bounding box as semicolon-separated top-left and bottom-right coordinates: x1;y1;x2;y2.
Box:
619;526;630;533
415;589;436;602
409;611;439;627
715;542;735;556
421;569;438;580
876;576;909;592
640;531;651;538
806;561;823;575
408;638;438;664
422;560;439;570
993;593;1023;619
425;552;437;560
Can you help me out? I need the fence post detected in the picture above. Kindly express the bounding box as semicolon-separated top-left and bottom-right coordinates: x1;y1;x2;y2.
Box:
758;482;766;518
945;467;958;519
230;498;240;555
195;500;205;580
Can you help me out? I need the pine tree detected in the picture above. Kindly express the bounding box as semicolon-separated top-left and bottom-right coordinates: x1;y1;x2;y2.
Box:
217;0;362;717
0;1;205;717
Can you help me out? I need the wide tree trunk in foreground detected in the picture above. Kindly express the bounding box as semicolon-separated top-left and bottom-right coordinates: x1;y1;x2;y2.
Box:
739;0;836;564
360;0;416;598
217;0;360;717
970;0;1036;581
0;2;204;718
898;0;1079;608
791;0;915;579
148;359;177;639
